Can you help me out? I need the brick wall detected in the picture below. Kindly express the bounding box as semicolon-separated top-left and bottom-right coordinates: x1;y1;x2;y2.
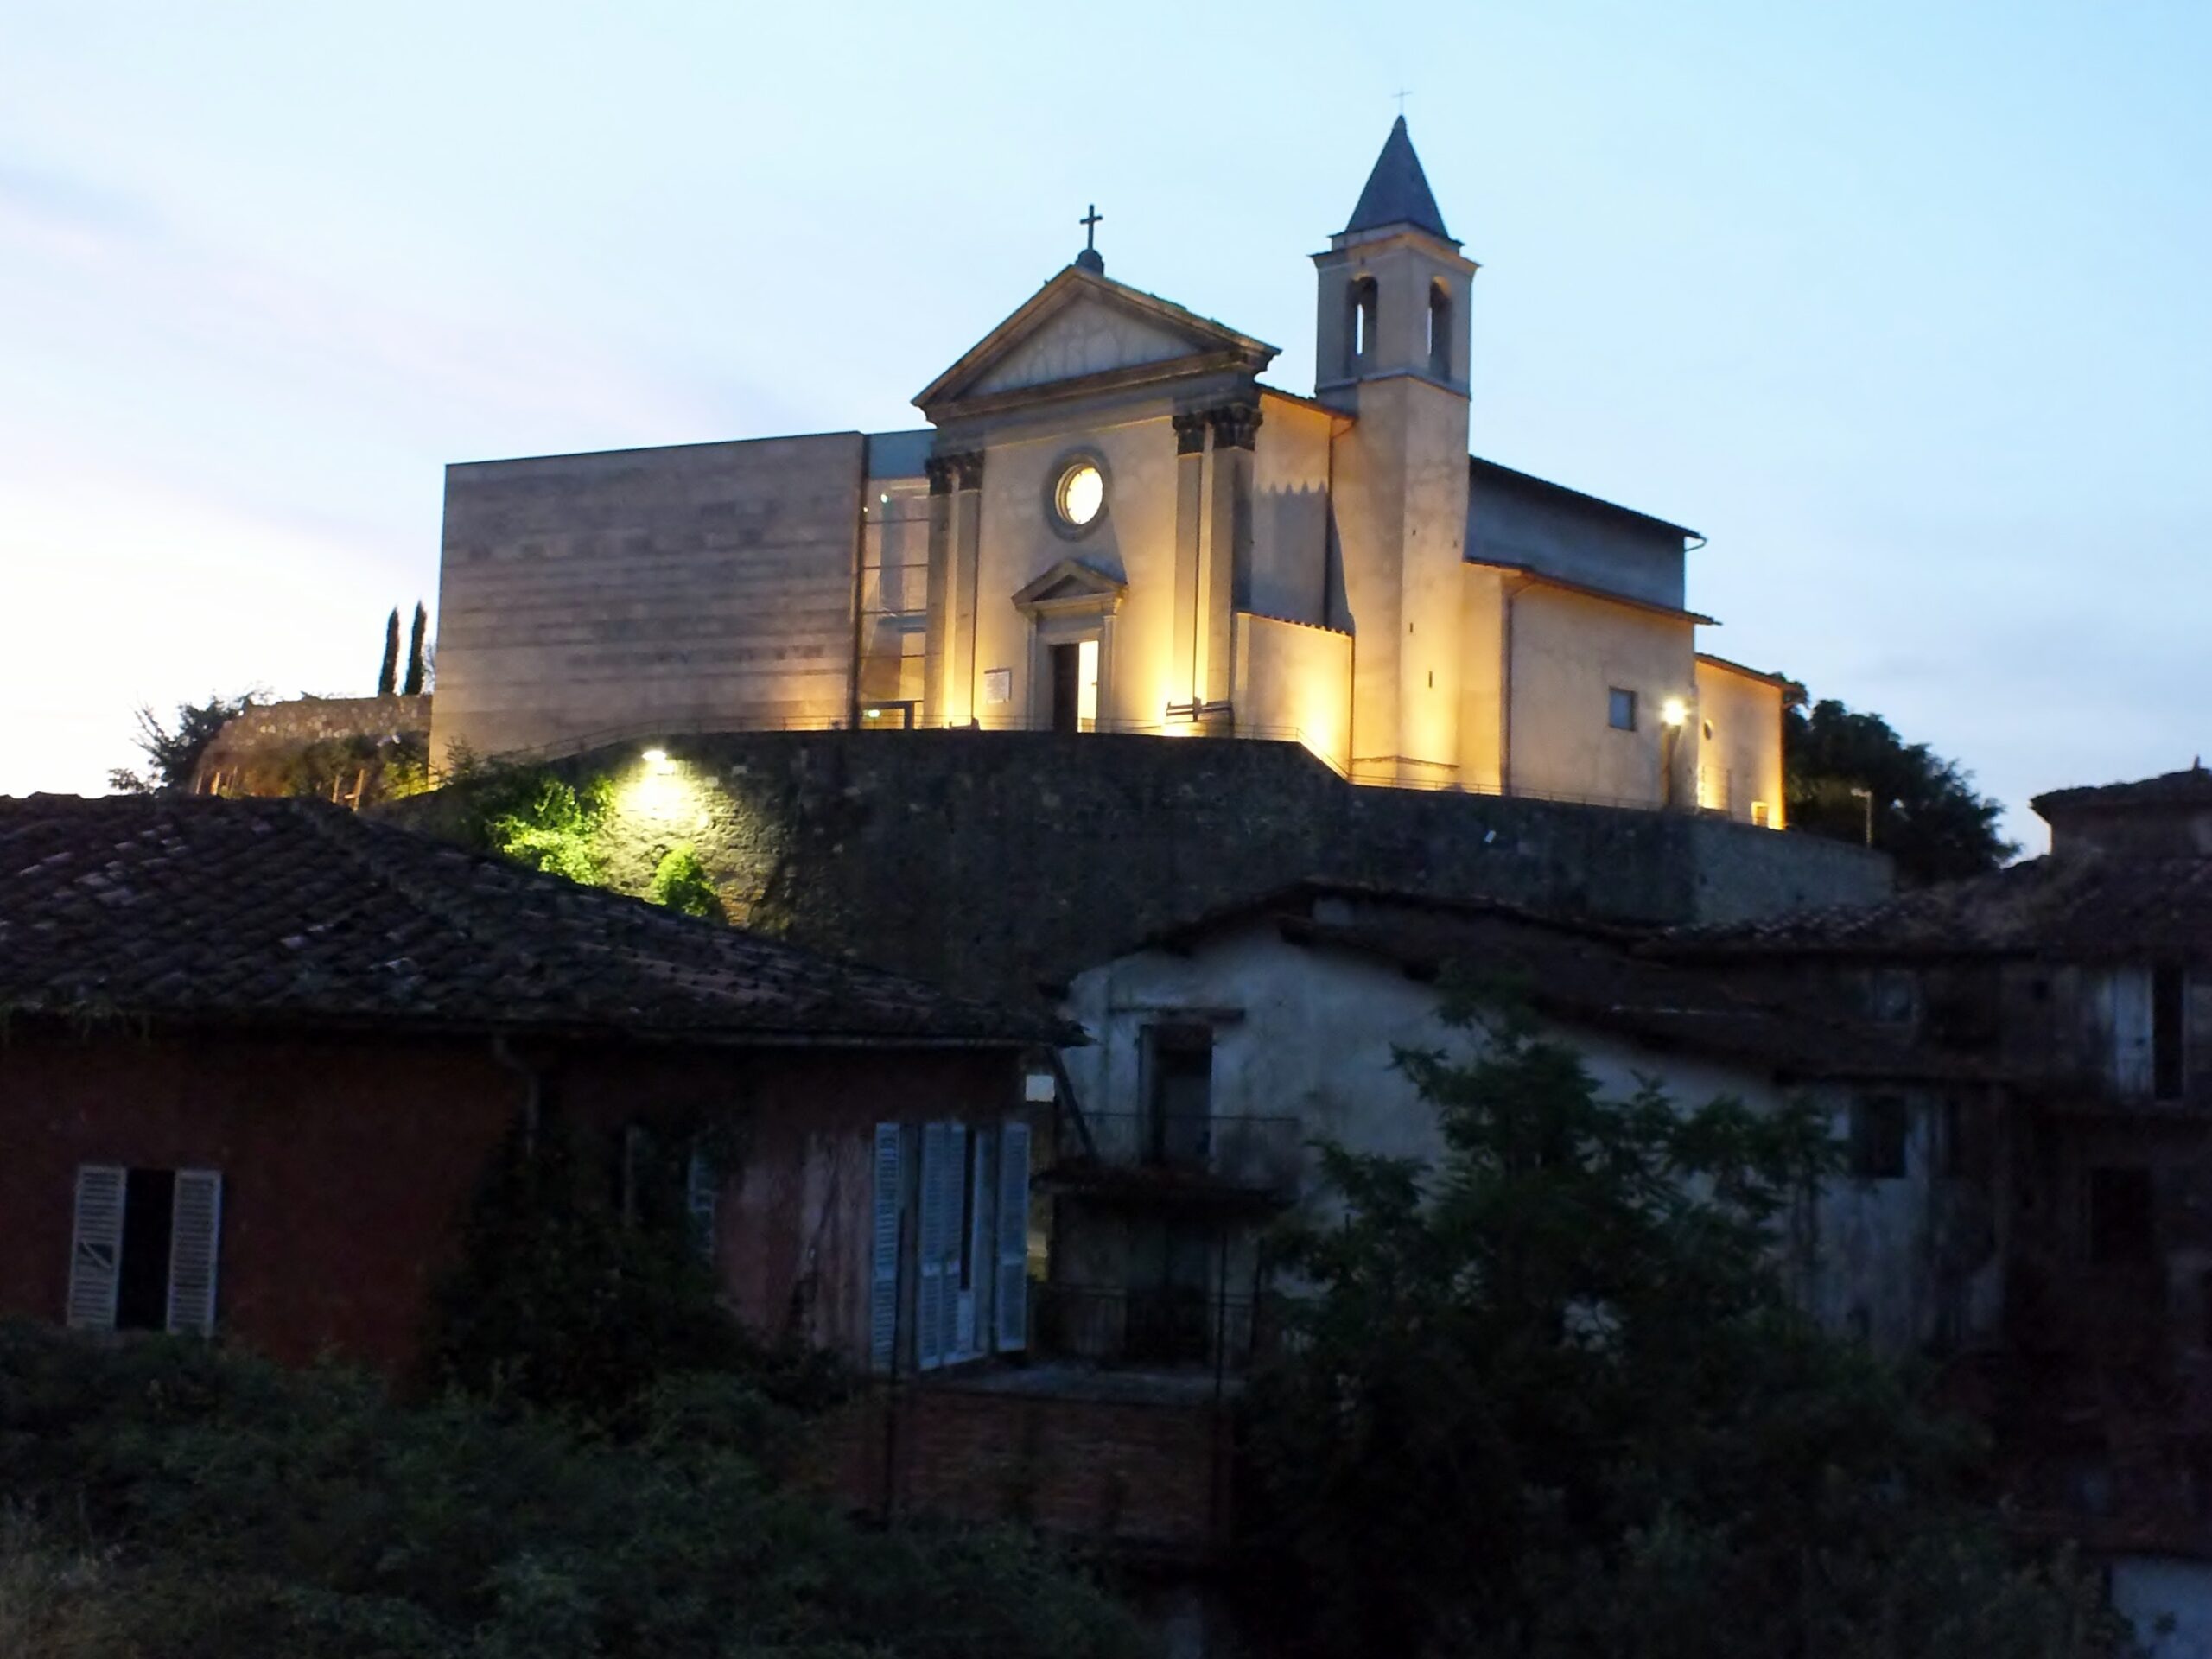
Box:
817;1377;1232;1557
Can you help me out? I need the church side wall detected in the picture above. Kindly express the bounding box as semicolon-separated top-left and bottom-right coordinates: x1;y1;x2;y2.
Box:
431;434;866;765
1506;586;1695;808
1694;659;1786;826
1457;564;1507;791
1233;613;1352;774
1249;396;1334;626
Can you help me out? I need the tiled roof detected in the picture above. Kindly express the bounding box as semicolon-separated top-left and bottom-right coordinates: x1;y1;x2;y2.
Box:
0;794;1053;1046
1658;850;2212;963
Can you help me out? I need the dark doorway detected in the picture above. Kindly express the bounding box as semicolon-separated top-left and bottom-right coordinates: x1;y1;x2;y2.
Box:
2088;1166;2157;1265
1049;644;1081;734
116;1167;177;1332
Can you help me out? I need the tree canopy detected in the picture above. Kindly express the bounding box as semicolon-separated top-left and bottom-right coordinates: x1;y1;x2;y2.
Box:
106;691;260;795
1236;987;2125;1659
1786;693;2016;883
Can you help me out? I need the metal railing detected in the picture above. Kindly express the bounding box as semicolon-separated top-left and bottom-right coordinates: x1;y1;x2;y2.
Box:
1056;1112;1304;1198
1033;1282;1281;1371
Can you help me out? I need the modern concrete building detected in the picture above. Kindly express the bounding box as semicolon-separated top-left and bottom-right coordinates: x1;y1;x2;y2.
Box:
431;120;1785;823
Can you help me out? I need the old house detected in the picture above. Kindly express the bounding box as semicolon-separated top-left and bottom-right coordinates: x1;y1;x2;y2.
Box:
0;792;1052;1378
1654;765;2212;1652
1041;880;1986;1377
429;119;1785;820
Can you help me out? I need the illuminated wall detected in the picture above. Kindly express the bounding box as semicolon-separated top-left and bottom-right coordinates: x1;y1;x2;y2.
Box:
1694;655;1788;828
1503;584;1697;809
1234;613;1353;775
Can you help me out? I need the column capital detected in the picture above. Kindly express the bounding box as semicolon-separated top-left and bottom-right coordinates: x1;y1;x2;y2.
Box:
924;455;956;494
950;450;986;491
1205;401;1262;451
1172;410;1210;456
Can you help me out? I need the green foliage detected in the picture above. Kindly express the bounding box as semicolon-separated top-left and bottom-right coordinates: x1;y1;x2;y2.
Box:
1236;986;2131;1659
0;1323;1145;1659
427;1117;779;1427
649;842;726;919
377;607;401;698
1786;692;2017;883
106;690;262;795
468;768;611;885
402;601;429;697
269;733;432;809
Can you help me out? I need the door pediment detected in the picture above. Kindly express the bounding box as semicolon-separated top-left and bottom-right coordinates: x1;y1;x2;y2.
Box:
1012;557;1128;618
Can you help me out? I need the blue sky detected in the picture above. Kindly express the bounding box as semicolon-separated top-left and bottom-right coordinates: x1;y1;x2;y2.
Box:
2;2;2205;852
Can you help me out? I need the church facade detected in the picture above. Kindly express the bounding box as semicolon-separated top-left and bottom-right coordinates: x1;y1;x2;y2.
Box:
432;119;1784;823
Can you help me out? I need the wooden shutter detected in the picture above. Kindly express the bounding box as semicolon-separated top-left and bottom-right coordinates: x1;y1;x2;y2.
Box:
165;1169;223;1338
944;1123;969;1362
995;1121;1032;1352
915;1122;950;1371
66;1164;127;1332
2111;968;2155;1098
869;1124;902;1375
686;1147;719;1266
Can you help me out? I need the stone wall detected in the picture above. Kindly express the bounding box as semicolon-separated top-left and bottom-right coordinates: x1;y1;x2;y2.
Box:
384;729;1892;1007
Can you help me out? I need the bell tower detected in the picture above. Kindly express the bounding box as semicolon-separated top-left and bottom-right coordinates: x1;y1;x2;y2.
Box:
1315;118;1478;787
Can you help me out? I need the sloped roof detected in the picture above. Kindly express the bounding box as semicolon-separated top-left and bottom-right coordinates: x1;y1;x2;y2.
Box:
2033;765;2212;820
1657;850;2212;964
1344;116;1452;241
0;794;1053;1046
1098;880;1977;1083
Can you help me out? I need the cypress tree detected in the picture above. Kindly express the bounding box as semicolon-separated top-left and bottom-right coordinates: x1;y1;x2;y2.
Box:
377;607;400;696
403;601;429;696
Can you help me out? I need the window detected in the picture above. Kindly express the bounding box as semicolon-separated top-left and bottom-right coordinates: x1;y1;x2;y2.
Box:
870;1118;1031;1375
1145;1024;1214;1168
1053;461;1104;530
1348;276;1378;371
2088;1166;2156;1264
1607;687;1637;732
2155;963;2188;1101
67;1165;222;1337
1849;1096;1908;1179
1427;281;1452;377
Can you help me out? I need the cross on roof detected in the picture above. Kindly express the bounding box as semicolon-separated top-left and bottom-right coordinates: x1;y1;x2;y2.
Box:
1080;203;1102;251
1394;87;1412;116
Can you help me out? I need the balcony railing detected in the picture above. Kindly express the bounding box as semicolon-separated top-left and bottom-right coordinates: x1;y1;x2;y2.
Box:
1054;1112;1304;1200
1034;1282;1283;1372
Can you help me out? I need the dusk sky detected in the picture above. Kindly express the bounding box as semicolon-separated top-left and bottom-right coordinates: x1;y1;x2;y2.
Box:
3;2;2205;852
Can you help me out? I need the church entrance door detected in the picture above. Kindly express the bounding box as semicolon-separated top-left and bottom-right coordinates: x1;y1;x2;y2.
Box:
1049;644;1082;734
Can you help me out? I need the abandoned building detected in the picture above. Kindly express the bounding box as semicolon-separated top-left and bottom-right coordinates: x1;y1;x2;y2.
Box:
1651;764;2212;1650
0;791;1053;1376
428;118;1786;819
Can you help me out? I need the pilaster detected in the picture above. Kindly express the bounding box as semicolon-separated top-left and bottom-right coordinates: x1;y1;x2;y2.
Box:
1169;411;1208;719
922;456;956;727
1198;402;1260;728
947;451;985;726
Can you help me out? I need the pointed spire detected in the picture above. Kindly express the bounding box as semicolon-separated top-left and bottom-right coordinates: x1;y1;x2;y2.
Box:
1344;115;1452;241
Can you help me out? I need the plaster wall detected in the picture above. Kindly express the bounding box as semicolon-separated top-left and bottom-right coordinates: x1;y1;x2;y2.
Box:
969;408;1181;732
1468;467;1688;610
1249;394;1335;627
1694;658;1787;826
1232;613;1352;773
1505;584;1696;807
432;435;866;766
1457;564;1508;791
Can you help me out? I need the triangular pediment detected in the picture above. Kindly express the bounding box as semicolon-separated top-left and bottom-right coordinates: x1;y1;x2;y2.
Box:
1012;557;1128;614
916;267;1276;416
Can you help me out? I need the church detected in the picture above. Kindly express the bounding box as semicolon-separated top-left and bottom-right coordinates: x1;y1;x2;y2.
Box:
431;118;1785;824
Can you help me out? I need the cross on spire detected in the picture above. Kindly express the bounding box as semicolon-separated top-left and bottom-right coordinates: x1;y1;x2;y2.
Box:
1394;87;1412;117
1080;203;1103;251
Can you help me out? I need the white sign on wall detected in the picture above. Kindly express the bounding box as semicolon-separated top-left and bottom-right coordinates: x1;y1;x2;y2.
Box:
982;668;1013;706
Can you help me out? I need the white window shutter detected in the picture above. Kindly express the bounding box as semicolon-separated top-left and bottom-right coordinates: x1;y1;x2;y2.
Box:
915;1122;950;1371
2112;968;2155;1097
67;1165;126;1332
166;1170;223;1338
996;1121;1032;1352
686;1147;719;1266
869;1124;902;1375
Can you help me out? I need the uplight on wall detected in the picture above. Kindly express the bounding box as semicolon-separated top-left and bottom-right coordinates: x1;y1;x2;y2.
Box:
1660;698;1688;729
641;747;672;772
